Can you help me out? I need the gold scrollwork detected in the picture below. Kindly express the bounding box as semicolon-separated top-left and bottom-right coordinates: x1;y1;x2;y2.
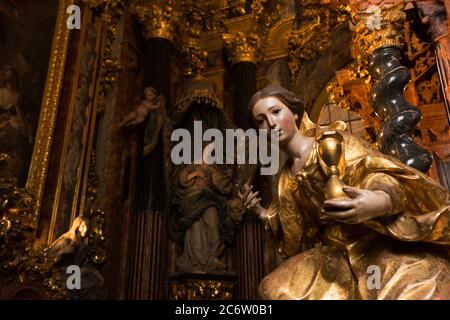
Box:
170;279;234;300
326;81;353;112
83;148;106;265
178;0;228;37
0;184;66;298
179;38;209;76
85;208;106;264
94;0;126;113
174;87;224;120
131;0;180;41
223;31;263;65
288;1;349;82
251;0;286;30
0;182;106;297
350;3;406;60
417;72;442;105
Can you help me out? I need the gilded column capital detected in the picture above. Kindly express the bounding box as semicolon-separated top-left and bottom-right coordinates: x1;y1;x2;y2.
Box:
350;1;407;60
131;0;180;42
222;32;263;66
180;37;208;76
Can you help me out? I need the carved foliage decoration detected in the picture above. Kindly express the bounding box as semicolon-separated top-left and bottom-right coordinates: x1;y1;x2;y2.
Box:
404;19;442;106
178;0;228;37
91;0;127;113
350;2;406;60
0;183;106;298
288;0;349;82
170;278;234;300
179;38;209;76
223;32;263;65
131;0;180;41
0;183;66;298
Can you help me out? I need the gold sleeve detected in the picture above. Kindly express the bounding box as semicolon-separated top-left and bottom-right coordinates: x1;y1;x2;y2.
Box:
359;172;407;216
265;200;281;239
342;133;450;244
265;171;307;258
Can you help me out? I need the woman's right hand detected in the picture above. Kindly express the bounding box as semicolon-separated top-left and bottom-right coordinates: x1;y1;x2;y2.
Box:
236;184;267;220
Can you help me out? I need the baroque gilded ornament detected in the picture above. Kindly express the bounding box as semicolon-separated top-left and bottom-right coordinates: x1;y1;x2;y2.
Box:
90;0;126;112
250;0;286;29
131;0;179;41
170;277;234;300
350;2;406;60
180;38;208;76
327;81;353;111
0;182;106;297
0;183;65;298
223;32;263;65
177;0;228;37
288;0;349;82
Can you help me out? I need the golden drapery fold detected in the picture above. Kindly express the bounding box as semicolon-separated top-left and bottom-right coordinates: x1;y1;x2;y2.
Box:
261;113;450;300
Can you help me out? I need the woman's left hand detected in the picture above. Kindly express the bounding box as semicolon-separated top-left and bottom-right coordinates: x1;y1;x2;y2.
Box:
321;185;393;224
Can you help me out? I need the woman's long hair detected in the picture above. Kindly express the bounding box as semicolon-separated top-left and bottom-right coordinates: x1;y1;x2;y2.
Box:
248;84;304;121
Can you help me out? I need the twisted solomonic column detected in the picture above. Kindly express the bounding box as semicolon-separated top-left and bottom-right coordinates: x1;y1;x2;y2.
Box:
350;1;433;172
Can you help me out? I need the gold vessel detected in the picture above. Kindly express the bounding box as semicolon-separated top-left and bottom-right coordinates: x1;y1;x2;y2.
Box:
318;131;346;200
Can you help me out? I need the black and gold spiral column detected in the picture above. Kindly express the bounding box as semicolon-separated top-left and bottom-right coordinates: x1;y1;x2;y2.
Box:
351;2;432;172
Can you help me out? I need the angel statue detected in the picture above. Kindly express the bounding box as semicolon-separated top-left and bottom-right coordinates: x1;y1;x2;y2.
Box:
120;86;165;156
48;216;104;299
238;84;450;300
119;87;163;127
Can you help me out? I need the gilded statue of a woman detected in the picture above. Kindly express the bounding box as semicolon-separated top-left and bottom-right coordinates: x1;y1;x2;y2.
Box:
238;84;450;300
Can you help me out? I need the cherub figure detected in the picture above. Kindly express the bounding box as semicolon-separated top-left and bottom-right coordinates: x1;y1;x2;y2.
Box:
119;87;164;127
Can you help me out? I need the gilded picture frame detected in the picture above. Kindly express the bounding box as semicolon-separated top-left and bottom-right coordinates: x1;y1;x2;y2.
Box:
23;0;75;226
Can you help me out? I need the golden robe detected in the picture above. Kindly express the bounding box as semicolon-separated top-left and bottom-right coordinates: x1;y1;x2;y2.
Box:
260;114;450;300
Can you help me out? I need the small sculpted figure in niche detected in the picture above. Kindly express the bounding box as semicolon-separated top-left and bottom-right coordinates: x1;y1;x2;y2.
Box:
170;150;245;274
48;216;89;258
238;84;450;300
119;87;163;127
120;86;165;155
48;216;104;299
0;65;31;182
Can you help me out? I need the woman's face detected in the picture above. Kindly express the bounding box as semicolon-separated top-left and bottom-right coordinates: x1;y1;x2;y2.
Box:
252;97;298;145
